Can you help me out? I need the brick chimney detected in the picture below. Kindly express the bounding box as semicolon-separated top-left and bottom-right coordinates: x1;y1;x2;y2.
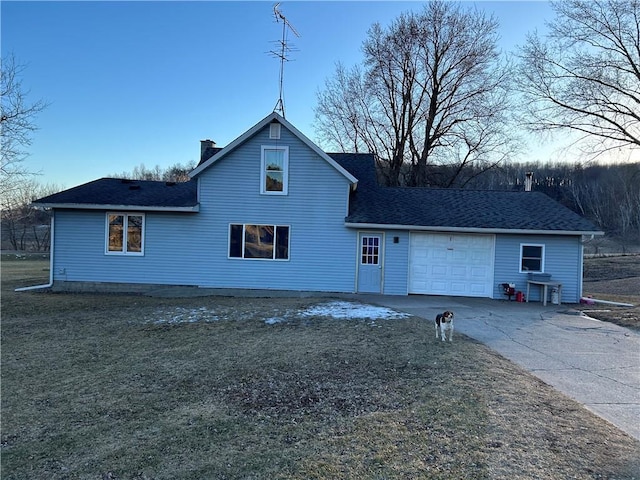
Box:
200;139;216;163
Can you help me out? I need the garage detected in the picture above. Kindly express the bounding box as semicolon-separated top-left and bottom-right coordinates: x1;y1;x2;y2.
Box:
409;233;495;297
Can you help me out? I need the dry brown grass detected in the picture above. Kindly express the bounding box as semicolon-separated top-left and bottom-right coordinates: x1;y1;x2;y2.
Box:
2;256;639;479
582;255;640;331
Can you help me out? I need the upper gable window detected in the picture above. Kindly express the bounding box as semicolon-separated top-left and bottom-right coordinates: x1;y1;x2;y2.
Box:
106;213;145;255
261;145;288;195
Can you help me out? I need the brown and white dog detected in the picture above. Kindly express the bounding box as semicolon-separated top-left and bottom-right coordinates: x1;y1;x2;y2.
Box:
435;311;454;342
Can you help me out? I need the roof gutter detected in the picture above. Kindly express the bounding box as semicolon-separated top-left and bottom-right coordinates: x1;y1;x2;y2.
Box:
33;203;200;213
344;222;604;236
15;215;55;292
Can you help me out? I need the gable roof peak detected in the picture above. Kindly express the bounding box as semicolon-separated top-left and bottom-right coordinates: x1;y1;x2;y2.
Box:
189;112;357;186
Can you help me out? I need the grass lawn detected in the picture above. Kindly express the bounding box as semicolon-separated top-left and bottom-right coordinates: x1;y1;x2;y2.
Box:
2;257;639;479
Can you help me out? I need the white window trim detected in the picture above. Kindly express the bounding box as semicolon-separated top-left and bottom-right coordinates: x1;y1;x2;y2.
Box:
105;212;145;256
261;145;289;195
519;243;545;273
228;223;290;261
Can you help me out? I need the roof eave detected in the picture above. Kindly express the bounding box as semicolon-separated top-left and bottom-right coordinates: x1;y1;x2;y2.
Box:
344;222;604;236
33;202;200;213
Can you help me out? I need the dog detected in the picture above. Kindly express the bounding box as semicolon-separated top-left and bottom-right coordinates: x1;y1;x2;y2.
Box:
435;311;454;342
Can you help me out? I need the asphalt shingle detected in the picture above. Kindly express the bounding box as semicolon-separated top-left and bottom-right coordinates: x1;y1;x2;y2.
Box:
331;153;599;233
34;178;198;209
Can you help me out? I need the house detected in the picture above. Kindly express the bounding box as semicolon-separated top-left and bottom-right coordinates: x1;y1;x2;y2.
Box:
33;112;602;302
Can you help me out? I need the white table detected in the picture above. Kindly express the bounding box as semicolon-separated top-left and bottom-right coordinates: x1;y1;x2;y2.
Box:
526;280;562;306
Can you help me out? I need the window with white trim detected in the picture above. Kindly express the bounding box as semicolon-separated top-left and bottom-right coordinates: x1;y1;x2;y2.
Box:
261;145;288;194
361;235;380;265
106;213;145;255
229;224;290;260
520;244;544;272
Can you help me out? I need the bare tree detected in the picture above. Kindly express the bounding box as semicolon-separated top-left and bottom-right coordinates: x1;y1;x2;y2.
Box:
1;180;60;251
516;0;640;155
109;161;196;182
570;162;640;250
315;1;518;187
1;54;48;196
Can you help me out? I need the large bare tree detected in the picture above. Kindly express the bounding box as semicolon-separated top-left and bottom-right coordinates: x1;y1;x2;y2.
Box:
1;54;48;196
315;1;517;187
517;0;640;154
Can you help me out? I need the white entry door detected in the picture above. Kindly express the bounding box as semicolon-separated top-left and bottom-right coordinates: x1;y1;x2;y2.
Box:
409;233;495;297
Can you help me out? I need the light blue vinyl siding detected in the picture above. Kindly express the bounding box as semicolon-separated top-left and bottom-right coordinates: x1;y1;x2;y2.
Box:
52;123;357;292
195;125;356;292
50;119;587;299
494;234;583;303
381;231;410;295
53;210;208;285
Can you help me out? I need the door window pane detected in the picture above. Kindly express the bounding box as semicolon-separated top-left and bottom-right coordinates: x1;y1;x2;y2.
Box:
361;236;380;265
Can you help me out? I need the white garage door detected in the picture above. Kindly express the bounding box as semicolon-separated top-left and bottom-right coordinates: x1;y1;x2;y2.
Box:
409;233;495;297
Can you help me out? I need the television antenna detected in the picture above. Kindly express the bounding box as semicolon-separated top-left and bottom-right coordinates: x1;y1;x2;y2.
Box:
270;3;300;118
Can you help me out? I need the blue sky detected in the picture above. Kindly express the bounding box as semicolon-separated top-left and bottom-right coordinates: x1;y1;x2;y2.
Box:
2;1;556;189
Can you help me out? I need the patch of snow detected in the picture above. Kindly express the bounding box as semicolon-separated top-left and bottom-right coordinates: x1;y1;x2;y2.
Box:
299;301;409;320
146;301;409;326
264;317;286;325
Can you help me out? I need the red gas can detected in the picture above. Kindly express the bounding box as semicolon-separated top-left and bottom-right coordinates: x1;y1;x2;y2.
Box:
515;291;525;302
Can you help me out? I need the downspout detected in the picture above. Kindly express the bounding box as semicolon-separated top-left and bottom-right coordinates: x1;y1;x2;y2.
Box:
578;233;596;300
14;212;55;292
577;237;584;302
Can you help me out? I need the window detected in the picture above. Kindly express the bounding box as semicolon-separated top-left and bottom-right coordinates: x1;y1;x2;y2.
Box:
520;244;544;272
229;224;290;260
106;213;144;255
261;145;288;194
269;122;281;139
361;236;380;265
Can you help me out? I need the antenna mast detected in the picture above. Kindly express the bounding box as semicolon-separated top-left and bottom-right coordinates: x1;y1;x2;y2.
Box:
270;3;300;118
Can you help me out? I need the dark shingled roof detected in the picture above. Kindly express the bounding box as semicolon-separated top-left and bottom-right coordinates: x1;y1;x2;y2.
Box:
34;154;600;233
34;178;198;209
330;153;599;233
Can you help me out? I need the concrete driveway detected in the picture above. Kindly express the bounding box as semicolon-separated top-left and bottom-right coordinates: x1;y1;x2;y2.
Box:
355;294;640;442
